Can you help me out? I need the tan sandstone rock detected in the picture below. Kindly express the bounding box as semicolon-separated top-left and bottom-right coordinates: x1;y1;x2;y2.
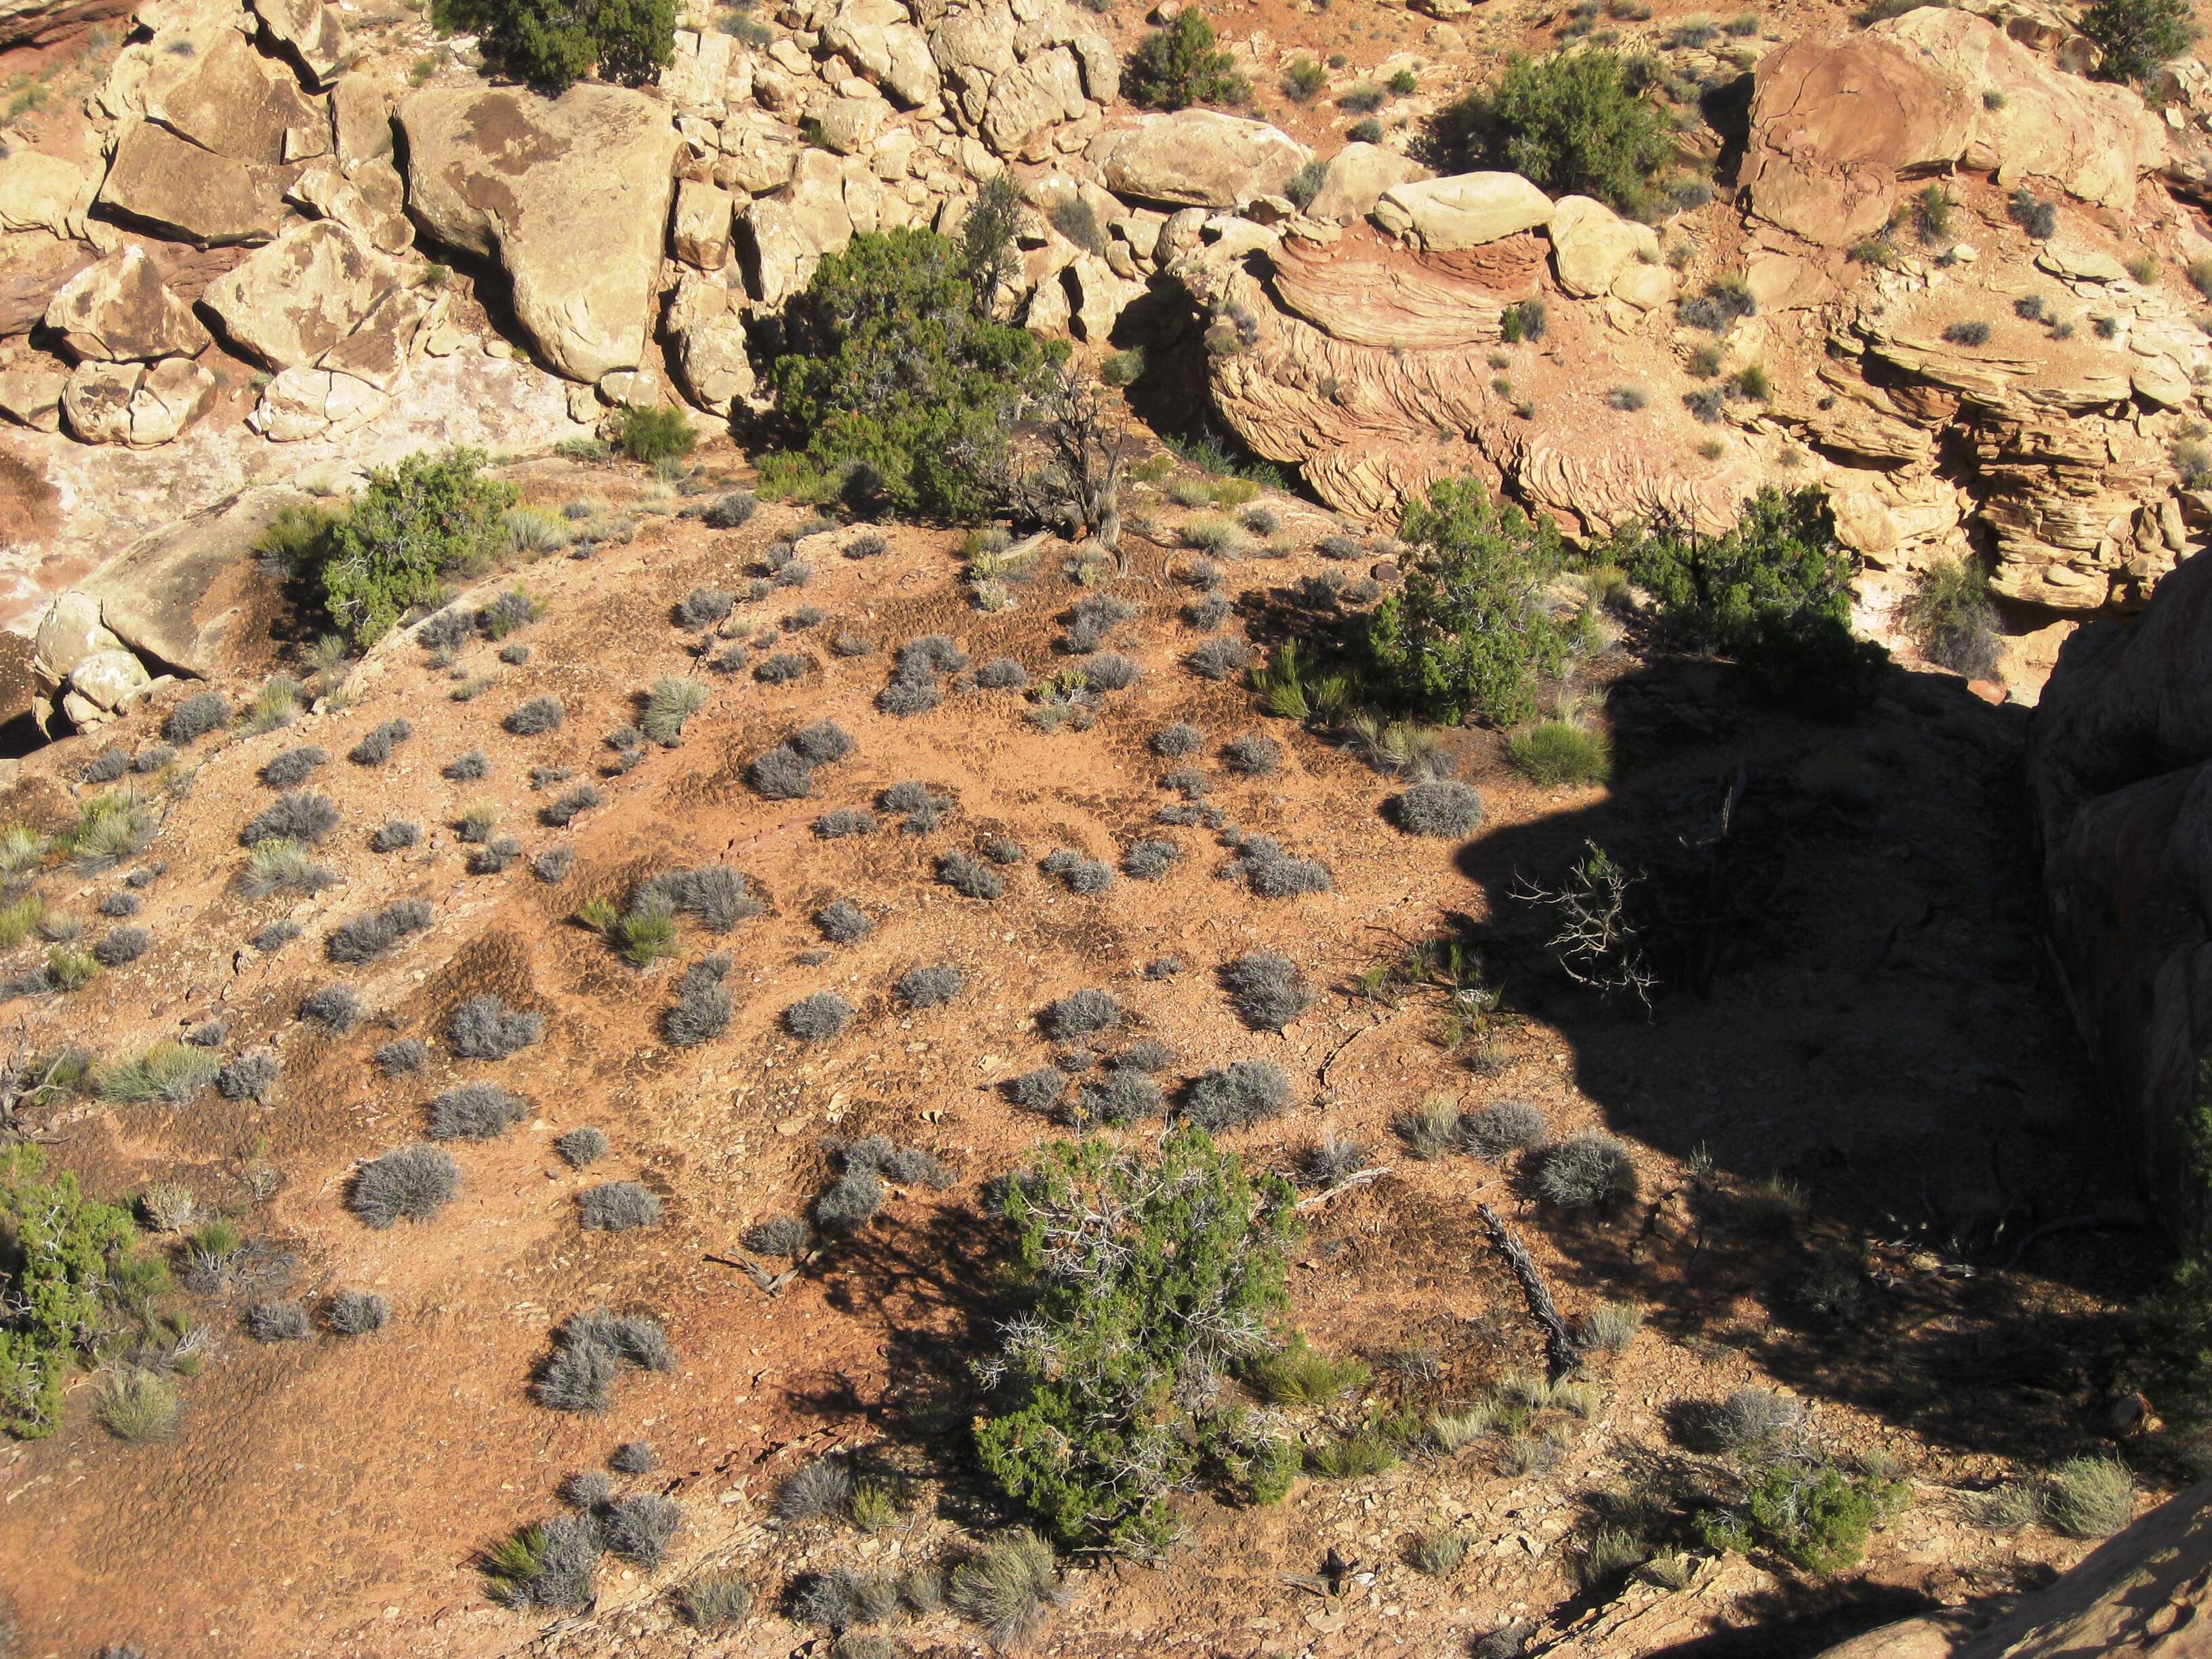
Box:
1372;171;1554;251
671;311;756;413
201;219;396;370
33;591;127;688
253;0;349;86
145;29;329;167
0;150;99;240
740;148;854;306
98;121;298;245
60;356;216;447
1305;143;1432;226
1546;194;1657;298
1096;111;1312;209
399;84;680;382
673;179;736;269
43;247;211;363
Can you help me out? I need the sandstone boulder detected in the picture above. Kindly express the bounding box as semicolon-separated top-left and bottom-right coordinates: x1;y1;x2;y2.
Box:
253;0;348;86
823;0;940;107
1744;10;2165;245
818;91;895;156
1097;112;1312;209
0;150;98;240
398;85;680;382
201;219;395;369
1305;143;1431;226
739;149;853;306
287;159;414;255
673;179;736;268
146;29;329;166
658;28;734;117
43;247;211;362
69;649;154;713
1546;194;1657;297
0;355;67;431
981;47;1087;158
319;283;441;391
98;121;297;245
671;311;756;413
1372;171;1553;251
60;356;216;446
249;365;388;441
330;74;393;165
33;591;127;687
83;487;315;674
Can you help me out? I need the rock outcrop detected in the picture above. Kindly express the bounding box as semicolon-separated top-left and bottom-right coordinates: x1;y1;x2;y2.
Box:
2029;546;2212;1240
1372;171;1555;251
43;248;211;363
1095;111;1312;209
399;84;681;382
60;356;216;447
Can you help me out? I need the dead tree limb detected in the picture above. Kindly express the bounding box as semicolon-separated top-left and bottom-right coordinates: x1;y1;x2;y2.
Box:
1478;1202;1578;1380
1294;1167;1391;1210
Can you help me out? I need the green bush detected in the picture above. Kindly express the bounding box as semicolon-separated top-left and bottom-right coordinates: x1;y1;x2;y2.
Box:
2081;0;2198;81
973;1126;1301;1551
609;405;695;464
306;450;518;648
1603;487;1884;710
1362;477;1570;726
0;1146;140;1437
1282;57;1327;101
447;0;674;91
768;229;1059;523
1507;720;1612;785
1126;10;1249;109
1420;51;1664;214
1897;558;2000;680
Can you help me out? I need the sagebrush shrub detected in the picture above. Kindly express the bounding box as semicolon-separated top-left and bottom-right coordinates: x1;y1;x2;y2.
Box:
1460;1099;1547;1160
1536;1132;1637;1207
676;586;733;630
1393;779;1485;837
1042;987;1120;1041
164;691;229;745
328;1290;389;1335
1223;733;1283;777
349;719;413;766
542;785;600;827
428;1082;527;1141
535;1310;673;1412
326;899;434;964
370;819;420;853
376;1038;428;1074
641;678;707;745
1041;849;1114;895
301;983;362;1031
663;956;732;1047
1180;1059;1292;1130
1221;951;1311;1031
260;745;326;790
938;851;1005;900
216;1052;279;1103
443;749;489;782
1223;834;1332;897
1152;722;1204;756
448;994;543;1060
556;1126;610;1166
246;1299;311;1343
815;899;872;943
579;1180;661;1232
1008;1065;1068;1111
351;1143;459;1227
814;807;876;839
785;992;853;1042
506;696;565;737
241;792;340;847
92;926;150;967
1122;838;1183;880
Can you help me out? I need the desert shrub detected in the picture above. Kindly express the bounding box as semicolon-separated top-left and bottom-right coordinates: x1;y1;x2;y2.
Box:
216;1052;279;1103
472;835;523;873
1224;733;1283;777
1942;319;1991;346
542;785;600;827
1221;951;1311;1031
351;1143;459;1227
506;696;565;737
579;1181;662;1232
242;792;339;847
677;1572;752;1629
310;451;518;647
601;1490;682;1567
1536;1132;1637;1206
1704;1386;1800;1453
1042;848;1114;894
814;899;872;944
535;1309;673;1412
816;1164;886;1231
1126;9;1248;108
483;1513;605;1609
1461;1099;1548;1160
91;926;150;967
664;958;733;1047
1507;722;1612;785
300;983;362;1031
1702;1458;1899;1573
1397;1094;1462;1158
1898;557;2001;679
369;818;422;855
703;490;758;529
948;1530;1069;1645
1181;1059;1292;1130
1223;834;1332;897
609;405;695;464
260;745;326;790
1366;478;1568;726
1039;988;1117;1043
245;1298;310;1343
94;1368;179;1443
2083;0;2197;79
675;586;733;630
767;229;1057;523
0;1147;142;1437
371;1040;426;1080
447;0;674;90
2043;1457;2134;1538
533;848;574;883
641;678;707;745
637;865;763;933
557;1126;610;1167
896;964;964;1008
1083;652;1139;693
329;1291;388;1335
1282;56;1326;100
349;719;413;766
450;994;543;1060
326;899;433;964
1576;1299;1644;1354
939;851;1006;899
1076;1067;1164;1126
1606;485;1881;708
1008;1066;1069;1111
98;893;140;920
976;657;1028;691
1122;838;1183;880
1392;779;1485;836
81;745;129;785
784;992;853;1042
443;750;489;783
164;691;230;745
777;1453;855;1521
1420;51;1662;213
429;1082;527;1141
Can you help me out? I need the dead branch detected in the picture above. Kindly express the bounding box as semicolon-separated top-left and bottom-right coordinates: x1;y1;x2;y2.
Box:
1478;1202;1578;1380
1293;1168;1392;1210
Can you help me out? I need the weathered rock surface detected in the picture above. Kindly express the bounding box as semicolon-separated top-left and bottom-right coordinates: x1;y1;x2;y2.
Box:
1745;10;2165;245
201;219;396;369
60;356;217;447
0;150;100;240
83;487;316;675
32;590;127;689
398;84;680;382
251;0;349;87
1546;194;1657;298
43;248;211;363
1372;171;1553;251
739;148;855;306
98;120;298;245
1096;112;1311;208
2030;543;2212;1241
1305;143;1431;226
144;28;330;167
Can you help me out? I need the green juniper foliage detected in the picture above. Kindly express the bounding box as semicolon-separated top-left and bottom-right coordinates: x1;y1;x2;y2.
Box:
0;1146;140;1437
445;0;675;91
2081;0;2198;81
769;229;1061;522
973;1127;1303;1552
1364;478;1570;727
1420;51;1664;214
1126;10;1250;109
305;450;518;648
